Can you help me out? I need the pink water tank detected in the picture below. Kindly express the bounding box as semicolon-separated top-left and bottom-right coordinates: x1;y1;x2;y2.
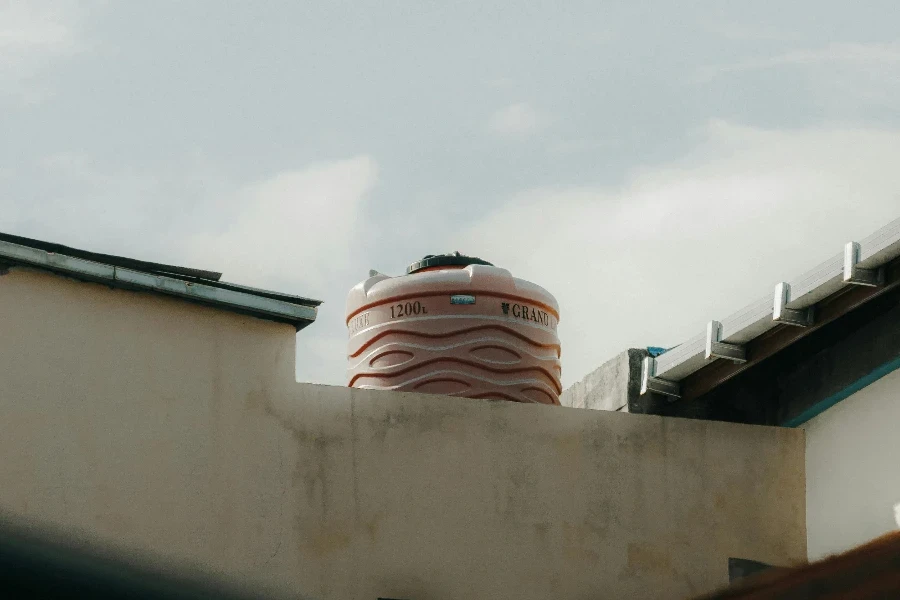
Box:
345;253;562;405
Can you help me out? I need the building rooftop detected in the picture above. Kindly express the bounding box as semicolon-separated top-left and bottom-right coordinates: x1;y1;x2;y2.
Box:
0;231;320;331
641;215;900;408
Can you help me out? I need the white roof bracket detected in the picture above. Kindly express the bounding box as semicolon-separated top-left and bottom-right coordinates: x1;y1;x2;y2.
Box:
640;356;681;398
844;241;885;287
643;217;900;386
773;282;814;327
705;320;747;364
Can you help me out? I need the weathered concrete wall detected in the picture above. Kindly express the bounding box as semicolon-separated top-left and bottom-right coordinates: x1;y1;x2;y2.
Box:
0;267;807;600
803;366;900;561
560;348;647;412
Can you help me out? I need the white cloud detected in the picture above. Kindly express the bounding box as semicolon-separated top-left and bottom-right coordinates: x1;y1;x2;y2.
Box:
697;19;801;43
485;77;514;88
1;153;378;295
703;42;900;109
696;42;900;82
454;120;900;388
488;102;546;137
547;139;612;155
183;156;378;296
0;2;77;55
0;152;378;387
5;151;228;261
570;30;616;47
0;0;87;100
187;156;377;387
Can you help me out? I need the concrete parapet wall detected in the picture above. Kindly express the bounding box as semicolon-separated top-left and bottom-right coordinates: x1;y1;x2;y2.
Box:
561;348;647;412
0;267;806;599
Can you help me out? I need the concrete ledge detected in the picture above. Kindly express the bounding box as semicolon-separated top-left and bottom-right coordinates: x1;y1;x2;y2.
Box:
561;349;648;411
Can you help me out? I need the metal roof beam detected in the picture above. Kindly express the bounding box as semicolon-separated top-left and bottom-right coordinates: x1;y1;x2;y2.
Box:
677;255;900;403
844;241;885;287
705;320;747;363
640;356;681;399
773;282;814;327
644;216;900;393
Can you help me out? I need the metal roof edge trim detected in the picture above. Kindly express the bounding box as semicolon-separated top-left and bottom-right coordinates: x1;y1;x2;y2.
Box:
781;355;900;428
653;216;900;382
0;240;318;324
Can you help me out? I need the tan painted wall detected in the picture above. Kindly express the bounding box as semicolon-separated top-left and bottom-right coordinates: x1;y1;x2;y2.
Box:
0;267;807;600
803;367;900;561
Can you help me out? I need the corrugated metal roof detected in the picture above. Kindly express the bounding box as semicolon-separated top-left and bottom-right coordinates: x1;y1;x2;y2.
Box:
0;232;224;282
643;216;900;396
0;232;320;330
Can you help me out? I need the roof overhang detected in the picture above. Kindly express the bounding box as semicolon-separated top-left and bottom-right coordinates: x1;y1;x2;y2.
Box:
641;217;900;402
0;237;320;331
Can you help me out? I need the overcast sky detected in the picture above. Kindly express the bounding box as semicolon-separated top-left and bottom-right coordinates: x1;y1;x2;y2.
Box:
3;1;900;388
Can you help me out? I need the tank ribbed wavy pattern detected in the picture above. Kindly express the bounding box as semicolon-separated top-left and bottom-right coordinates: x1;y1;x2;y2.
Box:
346;264;562;405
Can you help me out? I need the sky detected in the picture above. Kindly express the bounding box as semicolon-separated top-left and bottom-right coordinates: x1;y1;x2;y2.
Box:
2;0;900;389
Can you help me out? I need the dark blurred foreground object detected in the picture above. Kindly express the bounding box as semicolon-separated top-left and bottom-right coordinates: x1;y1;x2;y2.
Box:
728;559;777;584
694;531;900;599
0;519;298;600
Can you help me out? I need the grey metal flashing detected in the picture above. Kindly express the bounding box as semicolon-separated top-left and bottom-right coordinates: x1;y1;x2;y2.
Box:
165;277;322;307
0;239;319;328
858;215;900;267
640;356;681;398
705;320;747;363
645;216;900;391
0;231;223;282
773;282;815;327
844;241;885;287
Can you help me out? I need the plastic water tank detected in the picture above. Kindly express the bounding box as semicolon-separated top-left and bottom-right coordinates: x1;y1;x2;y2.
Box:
345;253;562;405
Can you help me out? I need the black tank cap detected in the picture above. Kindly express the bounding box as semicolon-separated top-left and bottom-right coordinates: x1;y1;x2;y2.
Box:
406;252;494;274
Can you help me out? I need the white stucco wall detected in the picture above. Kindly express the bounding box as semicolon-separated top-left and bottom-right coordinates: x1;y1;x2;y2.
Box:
0;266;807;600
803;366;900;561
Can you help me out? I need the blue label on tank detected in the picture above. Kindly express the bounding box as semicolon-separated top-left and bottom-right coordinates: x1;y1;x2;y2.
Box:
450;295;476;305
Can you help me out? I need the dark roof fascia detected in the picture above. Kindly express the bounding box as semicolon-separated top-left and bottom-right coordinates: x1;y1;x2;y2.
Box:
0;235;320;329
0;232;223;282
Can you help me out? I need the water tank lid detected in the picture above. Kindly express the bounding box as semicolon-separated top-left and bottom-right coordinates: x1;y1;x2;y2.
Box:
406;252;494;274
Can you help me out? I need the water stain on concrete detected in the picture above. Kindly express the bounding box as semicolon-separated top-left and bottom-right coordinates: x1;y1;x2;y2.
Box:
533;522;550;545
626;542;672;574
561;524;601;563
366;512;384;544
301;522;353;557
553;433;583;475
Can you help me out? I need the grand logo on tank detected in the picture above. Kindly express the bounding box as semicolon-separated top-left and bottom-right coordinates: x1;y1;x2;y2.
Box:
501;302;552;327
